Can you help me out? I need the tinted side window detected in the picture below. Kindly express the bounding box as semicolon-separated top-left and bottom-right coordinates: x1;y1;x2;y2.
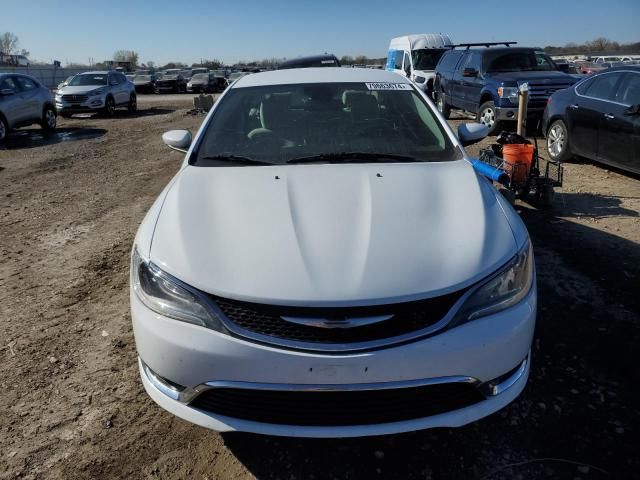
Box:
584;73;624;101
110;74;121;85
403;52;411;71
465;51;482;72
615;72;640;105
15;76;37;91
575;77;594;95
437;52;461;72
0;76;18;91
394;51;404;70
118;73;127;83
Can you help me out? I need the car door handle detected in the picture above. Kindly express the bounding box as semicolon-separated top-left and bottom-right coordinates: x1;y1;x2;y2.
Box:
604;113;615;119
569;104;579;110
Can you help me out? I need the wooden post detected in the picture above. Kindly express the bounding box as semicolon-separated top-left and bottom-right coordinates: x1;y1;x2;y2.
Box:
517;83;529;136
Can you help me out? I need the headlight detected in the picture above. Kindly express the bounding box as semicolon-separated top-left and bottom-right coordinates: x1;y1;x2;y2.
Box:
498;86;519;100
450;240;534;326
131;247;223;330
413;75;426;83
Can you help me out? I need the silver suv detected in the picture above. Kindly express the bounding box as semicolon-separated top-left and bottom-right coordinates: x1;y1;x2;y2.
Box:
55;71;137;118
0;73;56;143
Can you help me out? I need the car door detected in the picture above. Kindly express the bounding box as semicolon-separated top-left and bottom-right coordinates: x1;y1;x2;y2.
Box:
569;72;624;159
597;71;640;172
0;76;23;126
14;76;41;122
109;73;124;105
458;51;483;111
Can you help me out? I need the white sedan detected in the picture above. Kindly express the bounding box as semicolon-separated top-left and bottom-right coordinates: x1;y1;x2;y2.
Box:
131;67;536;438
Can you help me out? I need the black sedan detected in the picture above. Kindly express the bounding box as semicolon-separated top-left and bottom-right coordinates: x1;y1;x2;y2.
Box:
542;66;640;174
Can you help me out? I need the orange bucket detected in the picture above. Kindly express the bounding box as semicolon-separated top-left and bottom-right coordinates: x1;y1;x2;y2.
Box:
502;144;534;183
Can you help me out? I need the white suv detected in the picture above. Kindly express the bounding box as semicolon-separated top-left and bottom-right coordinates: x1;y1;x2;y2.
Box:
55;71;137;118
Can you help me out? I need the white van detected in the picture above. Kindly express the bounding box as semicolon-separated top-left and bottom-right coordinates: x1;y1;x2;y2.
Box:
386;34;453;97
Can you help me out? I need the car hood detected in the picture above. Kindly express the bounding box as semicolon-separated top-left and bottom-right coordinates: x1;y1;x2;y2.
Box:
134;79;153;84
149;161;518;306
57;85;104;94
487;70;576;85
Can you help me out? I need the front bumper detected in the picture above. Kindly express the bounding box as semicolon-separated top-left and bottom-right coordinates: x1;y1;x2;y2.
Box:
55;97;105;112
131;283;536;437
495;106;545;121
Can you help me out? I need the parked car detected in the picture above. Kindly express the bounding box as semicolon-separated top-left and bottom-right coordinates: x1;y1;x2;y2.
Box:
131;67;535;437
155;69;187;93
133;73;158;93
576;62;606;75
225;71;251;87
592;56;634;64
278;54;341;69
55;71;137;117
191;68;209;76
0;73;57;143
434;45;577;134
542;65;640;174
386;33;453;97
186;72;226;93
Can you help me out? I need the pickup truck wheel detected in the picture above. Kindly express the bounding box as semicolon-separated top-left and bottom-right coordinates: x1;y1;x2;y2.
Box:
477;101;502;135
128;94;137;113
0;116;7;143
546;120;571;162
41;106;57;131
436;94;451;119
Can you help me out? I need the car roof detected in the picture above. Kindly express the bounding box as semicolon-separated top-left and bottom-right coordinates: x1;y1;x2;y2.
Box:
232;67;411;88
278;54;338;68
78;71;111;75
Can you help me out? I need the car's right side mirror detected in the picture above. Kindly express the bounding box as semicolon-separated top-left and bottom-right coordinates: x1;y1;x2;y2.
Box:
624;104;640;116
462;68;478;77
162;130;192;153
458;122;489;146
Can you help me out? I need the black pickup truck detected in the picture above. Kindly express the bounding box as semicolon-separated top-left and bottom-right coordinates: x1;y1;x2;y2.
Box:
433;44;578;134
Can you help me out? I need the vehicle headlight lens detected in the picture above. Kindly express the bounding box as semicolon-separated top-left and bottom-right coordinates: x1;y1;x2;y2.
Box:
450;240;534;326
413;75;426;83
498;86;519;100
131;247;223;330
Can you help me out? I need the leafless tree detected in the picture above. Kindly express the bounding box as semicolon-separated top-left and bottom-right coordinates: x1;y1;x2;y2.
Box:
0;32;20;54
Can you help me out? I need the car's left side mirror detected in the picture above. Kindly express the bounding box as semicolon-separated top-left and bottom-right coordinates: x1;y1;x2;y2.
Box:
624;104;640;116
0;88;15;96
162;130;192;153
458;122;489;147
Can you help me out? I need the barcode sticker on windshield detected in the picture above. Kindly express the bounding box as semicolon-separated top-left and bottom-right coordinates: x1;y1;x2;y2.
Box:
365;82;412;91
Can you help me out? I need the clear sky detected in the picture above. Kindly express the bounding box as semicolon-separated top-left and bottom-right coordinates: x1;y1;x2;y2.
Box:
5;0;639;65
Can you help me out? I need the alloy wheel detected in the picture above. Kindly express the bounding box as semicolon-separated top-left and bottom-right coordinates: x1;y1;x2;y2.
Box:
45;109;56;128
547;124;565;158
479;107;495;128
0;121;5;141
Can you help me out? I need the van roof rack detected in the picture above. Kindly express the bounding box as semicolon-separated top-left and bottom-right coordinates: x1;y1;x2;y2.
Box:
453;42;518;49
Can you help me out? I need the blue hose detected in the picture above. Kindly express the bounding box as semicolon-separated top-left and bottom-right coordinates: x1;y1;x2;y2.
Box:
471;159;510;186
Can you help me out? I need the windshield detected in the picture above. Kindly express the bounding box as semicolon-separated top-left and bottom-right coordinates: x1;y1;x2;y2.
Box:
411;49;447;71
191;73;209;81
487;51;557;72
68;74;108;86
194;82;460;166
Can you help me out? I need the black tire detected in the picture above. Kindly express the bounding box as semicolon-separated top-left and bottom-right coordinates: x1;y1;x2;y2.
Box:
477;101;502;135
128;93;137;113
546;119;572;162
0;116;8;143
104;96;115;117
41;106;57;131
436;93;451;119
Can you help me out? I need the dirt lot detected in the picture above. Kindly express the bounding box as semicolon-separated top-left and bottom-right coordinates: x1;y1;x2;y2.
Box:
1;96;639;480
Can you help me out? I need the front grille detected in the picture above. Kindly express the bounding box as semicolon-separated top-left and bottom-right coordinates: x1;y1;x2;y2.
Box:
190;382;485;426
526;81;575;109
61;94;88;102
156;80;176;87
213;292;463;346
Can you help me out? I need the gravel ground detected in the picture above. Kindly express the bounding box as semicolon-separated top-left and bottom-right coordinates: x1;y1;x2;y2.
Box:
0;95;638;479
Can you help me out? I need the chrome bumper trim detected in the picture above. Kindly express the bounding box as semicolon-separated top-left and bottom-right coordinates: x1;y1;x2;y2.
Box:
483;352;529;396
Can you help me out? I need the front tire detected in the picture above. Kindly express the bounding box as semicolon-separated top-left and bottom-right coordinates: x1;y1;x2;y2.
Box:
436;93;451;119
104;96;115;117
477;101;502;135
546;119;571;162
41;106;57;131
0;116;8;143
128;93;137;113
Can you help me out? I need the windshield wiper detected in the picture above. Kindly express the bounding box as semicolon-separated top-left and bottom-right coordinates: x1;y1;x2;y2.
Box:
286;152;420;164
199;154;274;166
